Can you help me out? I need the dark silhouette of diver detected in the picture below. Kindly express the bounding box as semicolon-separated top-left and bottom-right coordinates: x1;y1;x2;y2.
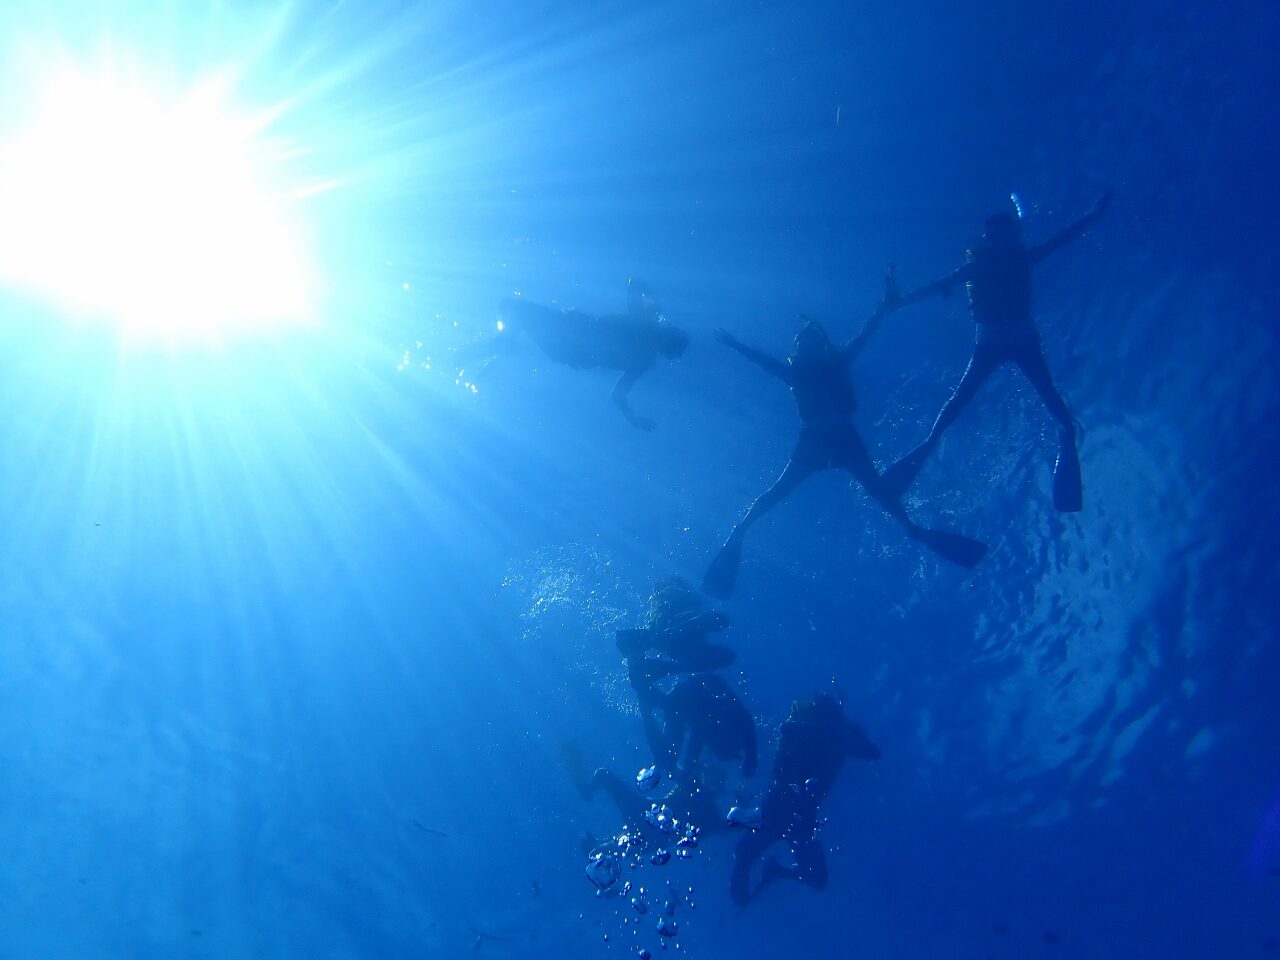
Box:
662;673;758;779
704;303;988;599
729;694;880;907
615;577;736;768
472;278;689;430
880;193;1113;511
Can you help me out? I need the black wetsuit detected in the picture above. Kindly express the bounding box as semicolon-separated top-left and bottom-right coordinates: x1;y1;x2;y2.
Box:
729;714;880;905
617;610;736;769
922;241;1073;441
505;301;663;373
663;673;758;778
786;350;880;474
885;199;1111;504
704;325;988;599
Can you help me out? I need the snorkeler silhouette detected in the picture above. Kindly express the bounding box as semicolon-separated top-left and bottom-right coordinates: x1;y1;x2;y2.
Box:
703;292;988;599
879;193;1113;511
729;693;880;907
615;577;736;766
466;278;689;430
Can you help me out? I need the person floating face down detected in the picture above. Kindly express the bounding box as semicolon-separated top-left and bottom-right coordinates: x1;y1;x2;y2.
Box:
616;577;737;769
704;289;988;600
474;277;690;430
879;192;1113;512
729;694;881;907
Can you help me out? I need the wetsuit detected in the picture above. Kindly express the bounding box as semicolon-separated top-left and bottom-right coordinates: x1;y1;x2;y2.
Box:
729;712;880;905
663;673;758;778
912;240;1073;447
704;326;987;599
883;197;1110;508
617;609;736;769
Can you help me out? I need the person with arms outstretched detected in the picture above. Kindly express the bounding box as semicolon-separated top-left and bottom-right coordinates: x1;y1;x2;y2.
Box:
703;293;987;600
729;694;881;907
467;278;690;430
880;193;1112;511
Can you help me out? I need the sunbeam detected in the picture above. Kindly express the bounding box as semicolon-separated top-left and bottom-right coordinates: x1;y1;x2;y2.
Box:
0;60;315;343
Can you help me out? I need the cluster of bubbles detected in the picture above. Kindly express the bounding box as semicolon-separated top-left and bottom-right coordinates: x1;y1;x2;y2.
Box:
582;768;705;955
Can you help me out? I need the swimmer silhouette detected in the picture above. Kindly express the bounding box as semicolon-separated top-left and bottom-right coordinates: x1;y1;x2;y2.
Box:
704;287;987;599
465;278;689;430
880;193;1113;511
729;694;880;907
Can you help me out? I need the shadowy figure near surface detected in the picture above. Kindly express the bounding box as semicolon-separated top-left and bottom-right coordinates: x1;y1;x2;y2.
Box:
616;577;736;768
729;694;881;907
663;673;758;779
880;193;1112;511
469;278;689;429
704;295;988;599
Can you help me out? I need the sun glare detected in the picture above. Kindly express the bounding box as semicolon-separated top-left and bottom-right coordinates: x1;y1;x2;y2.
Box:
0;65;315;343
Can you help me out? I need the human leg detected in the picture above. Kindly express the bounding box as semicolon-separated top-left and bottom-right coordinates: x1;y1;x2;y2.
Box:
839;429;988;568
881;344;1002;497
1015;347;1082;511
703;454;815;599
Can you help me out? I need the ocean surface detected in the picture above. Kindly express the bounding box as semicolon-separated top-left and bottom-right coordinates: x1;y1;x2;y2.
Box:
1;1;1277;957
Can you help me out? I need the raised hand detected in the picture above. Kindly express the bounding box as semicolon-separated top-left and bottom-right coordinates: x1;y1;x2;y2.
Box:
879;264;902;315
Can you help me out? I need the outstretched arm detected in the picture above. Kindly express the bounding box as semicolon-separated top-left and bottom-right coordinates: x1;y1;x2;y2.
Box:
612;369;656;431
841;265;903;363
896;262;973;310
715;328;788;380
1030;191;1113;264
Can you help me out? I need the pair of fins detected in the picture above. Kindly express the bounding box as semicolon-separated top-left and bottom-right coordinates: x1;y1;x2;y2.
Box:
701;523;988;601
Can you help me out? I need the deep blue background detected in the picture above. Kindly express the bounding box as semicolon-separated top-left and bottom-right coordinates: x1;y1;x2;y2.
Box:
1;0;1277;957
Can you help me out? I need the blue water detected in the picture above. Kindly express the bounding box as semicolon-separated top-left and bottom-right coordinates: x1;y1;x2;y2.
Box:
2;1;1278;957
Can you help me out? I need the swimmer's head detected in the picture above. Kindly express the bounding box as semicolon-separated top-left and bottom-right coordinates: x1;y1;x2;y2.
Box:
655;321;690;359
793;316;832;359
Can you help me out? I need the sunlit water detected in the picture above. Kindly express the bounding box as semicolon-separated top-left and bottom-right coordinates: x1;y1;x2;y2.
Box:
1;1;1277;958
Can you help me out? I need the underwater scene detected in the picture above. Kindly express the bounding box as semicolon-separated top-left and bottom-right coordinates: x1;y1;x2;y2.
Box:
0;1;1277;957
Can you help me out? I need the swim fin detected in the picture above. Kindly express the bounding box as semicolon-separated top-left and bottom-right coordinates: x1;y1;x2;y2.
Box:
1053;440;1083;513
702;535;744;600
615;628;651;657
880;445;928;501
913;527;988;568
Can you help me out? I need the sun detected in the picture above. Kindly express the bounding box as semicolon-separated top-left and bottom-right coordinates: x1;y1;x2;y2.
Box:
0;64;316;344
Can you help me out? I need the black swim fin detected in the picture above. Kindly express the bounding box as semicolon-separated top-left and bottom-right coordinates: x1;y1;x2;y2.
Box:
615;628;651;657
880;446;928;501
1053;441;1083;513
702;536;743;600
914;527;988;568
